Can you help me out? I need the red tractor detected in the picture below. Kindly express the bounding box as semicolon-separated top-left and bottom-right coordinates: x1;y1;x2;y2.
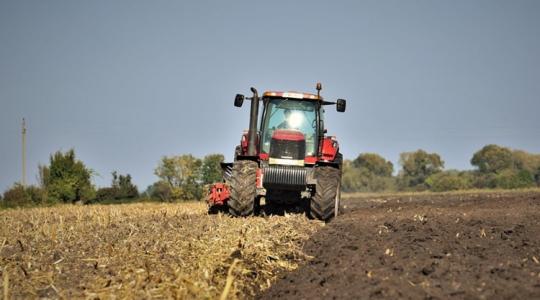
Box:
207;83;346;221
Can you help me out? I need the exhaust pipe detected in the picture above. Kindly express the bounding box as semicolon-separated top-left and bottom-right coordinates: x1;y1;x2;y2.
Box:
247;87;259;156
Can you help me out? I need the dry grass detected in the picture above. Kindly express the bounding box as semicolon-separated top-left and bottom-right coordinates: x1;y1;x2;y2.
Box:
0;202;323;299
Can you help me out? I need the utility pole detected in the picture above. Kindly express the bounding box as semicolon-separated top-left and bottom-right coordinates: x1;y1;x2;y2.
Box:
22;118;26;187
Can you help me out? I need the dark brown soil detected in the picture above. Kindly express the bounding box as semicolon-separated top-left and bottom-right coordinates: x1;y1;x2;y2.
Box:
260;191;540;299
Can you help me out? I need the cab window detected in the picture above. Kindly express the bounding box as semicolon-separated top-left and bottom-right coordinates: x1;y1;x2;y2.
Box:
260;99;318;156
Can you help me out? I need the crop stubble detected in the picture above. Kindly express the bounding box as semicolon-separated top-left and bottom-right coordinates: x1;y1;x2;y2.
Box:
0;203;322;299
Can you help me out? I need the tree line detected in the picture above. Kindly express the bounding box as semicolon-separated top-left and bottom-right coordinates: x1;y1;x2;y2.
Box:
342;144;540;192
0;150;225;208
2;144;540;208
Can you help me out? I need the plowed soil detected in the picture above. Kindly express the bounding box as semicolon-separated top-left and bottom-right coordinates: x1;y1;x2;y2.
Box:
260;191;540;299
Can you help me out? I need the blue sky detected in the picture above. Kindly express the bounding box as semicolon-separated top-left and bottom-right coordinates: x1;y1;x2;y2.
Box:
1;0;539;192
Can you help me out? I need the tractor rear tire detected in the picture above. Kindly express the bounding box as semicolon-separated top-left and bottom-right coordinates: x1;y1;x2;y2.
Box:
310;166;341;221
228;160;258;217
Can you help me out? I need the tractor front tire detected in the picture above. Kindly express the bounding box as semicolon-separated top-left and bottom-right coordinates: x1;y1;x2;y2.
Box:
310;166;341;221
228;160;258;217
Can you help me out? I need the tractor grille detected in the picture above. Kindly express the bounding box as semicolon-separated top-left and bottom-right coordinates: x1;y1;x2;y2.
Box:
270;139;306;160
263;165;307;190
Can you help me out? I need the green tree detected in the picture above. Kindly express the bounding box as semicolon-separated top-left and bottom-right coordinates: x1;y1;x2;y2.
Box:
493;169;535;189
512;150;540;174
471;144;514;174
112;171;139;199
2;184;47;207
38;164;50;188
342;155;396;193
149;181;174;201
341;160;363;192
352;153;393;177
42;149;95;203
200;154;225;185
399;150;444;189
94;171;139;203
26;185;48;205
94;187;117;203
2;184;30;207
154;154;203;201
470;145;540;189
426;171;472;192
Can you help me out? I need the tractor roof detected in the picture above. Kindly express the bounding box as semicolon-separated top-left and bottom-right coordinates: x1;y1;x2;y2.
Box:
263;91;323;101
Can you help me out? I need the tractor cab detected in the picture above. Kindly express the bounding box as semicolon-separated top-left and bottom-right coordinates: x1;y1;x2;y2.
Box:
260;92;321;166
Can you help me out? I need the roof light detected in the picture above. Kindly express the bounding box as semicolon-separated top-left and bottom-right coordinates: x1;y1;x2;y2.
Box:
282;92;304;99
262;91;322;100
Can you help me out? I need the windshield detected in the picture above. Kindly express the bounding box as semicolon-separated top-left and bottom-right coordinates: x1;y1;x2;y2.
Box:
261;99;318;156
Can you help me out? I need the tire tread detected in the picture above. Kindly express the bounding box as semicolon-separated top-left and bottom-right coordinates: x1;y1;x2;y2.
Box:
228;160;257;216
310;166;340;221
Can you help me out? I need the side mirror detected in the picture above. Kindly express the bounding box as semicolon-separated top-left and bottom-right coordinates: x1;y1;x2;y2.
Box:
336;99;346;112
234;94;244;107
